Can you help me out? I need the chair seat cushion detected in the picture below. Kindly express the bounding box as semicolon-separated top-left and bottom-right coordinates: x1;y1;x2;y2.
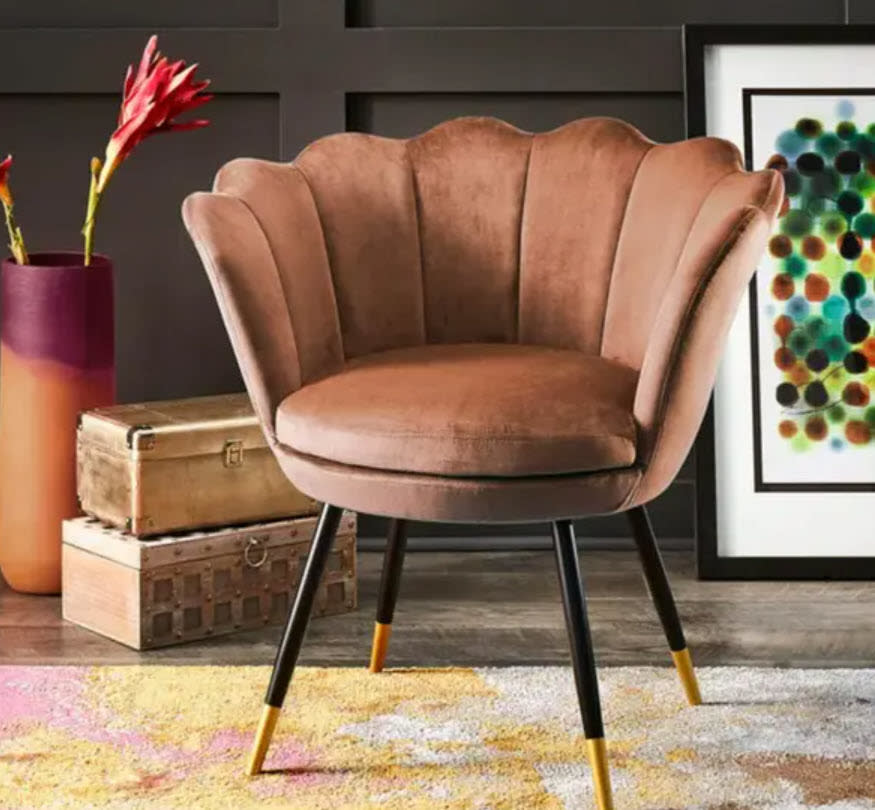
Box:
276;344;639;478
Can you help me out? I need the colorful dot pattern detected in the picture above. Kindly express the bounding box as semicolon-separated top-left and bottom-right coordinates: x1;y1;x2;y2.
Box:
766;100;875;451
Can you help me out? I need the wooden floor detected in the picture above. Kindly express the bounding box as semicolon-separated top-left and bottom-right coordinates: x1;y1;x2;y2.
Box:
2;550;874;667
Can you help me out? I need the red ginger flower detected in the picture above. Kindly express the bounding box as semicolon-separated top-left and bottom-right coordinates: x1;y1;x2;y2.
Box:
83;35;212;264
0;155;28;264
96;35;212;192
0;155;12;207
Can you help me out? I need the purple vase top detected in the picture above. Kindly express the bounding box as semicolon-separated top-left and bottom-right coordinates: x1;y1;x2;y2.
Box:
1;252;115;370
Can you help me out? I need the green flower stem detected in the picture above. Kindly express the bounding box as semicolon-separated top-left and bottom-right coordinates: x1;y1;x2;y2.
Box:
82;159;102;267
2;201;28;265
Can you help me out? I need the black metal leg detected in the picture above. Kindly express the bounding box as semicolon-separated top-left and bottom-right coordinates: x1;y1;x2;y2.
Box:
552;520;613;810
247;503;343;774
626;505;701;706
369;518;408;672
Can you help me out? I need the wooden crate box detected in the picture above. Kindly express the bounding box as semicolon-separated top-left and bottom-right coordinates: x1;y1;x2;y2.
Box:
77;393;318;536
62;512;357;649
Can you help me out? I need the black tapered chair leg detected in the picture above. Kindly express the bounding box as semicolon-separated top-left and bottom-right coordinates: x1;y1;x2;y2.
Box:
552;520;613;810
626;505;702;706
369;518;408;673
246;503;343;775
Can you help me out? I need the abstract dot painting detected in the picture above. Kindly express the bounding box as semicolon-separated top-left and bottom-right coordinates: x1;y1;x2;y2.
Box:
746;91;875;486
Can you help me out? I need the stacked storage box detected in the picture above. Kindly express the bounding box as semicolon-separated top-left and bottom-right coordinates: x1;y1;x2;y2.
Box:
62;393;356;649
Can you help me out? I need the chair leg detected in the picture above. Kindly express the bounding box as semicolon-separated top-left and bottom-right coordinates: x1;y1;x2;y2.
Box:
626;505;702;706
552;520;613;810
369;518;408;673
246;503;343;776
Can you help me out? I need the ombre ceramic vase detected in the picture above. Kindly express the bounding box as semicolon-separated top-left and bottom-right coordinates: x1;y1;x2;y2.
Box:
0;252;115;593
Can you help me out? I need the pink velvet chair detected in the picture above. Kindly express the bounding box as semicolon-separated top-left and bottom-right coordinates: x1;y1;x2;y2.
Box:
183;116;782;808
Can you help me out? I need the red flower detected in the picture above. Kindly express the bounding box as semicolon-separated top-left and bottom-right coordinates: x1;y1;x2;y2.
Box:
97;35;212;192
0;154;28;263
83;35;213;264
0;155;13;207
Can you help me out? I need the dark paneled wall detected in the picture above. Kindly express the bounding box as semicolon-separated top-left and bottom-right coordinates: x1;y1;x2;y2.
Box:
348;1;850;26
0;1;858;544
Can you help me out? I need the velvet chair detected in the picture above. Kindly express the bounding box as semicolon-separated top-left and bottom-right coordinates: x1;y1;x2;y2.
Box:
183;116;782;808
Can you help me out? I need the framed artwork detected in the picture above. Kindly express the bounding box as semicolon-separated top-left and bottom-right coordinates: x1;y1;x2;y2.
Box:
685;25;875;578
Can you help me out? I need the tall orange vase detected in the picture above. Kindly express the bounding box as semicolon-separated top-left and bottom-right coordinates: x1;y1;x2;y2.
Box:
0;252;115;593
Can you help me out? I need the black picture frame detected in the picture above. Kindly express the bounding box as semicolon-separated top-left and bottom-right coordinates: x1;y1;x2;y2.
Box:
685;24;875;580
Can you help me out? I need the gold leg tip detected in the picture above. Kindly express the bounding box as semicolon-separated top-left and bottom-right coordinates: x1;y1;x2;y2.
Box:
368;622;392;674
585;737;614;810
246;705;281;776
671;648;703;706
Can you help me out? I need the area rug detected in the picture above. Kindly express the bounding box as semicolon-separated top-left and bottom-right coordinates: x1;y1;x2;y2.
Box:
1;665;874;809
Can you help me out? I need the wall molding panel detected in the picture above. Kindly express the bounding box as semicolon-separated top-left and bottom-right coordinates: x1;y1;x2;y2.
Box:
0;0;852;544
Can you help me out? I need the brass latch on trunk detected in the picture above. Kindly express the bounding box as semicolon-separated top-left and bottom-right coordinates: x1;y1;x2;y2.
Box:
223;439;244;468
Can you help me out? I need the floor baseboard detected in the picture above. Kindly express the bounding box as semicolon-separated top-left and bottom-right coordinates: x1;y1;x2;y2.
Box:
356;535;693;552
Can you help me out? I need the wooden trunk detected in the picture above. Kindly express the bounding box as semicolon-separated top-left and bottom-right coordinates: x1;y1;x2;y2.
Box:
62;512;357;649
77;393;317;536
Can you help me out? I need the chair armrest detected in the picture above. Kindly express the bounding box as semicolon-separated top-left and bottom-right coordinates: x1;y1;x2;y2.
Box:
629;202;774;506
182;191;301;441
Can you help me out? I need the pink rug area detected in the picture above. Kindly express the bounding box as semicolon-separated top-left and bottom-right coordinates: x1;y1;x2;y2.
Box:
1;664;874;809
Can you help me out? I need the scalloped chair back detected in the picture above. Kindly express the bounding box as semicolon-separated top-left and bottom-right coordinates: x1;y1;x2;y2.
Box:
186;117;782;510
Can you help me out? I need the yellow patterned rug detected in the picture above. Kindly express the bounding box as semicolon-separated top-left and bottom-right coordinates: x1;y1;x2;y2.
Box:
1;665;874;809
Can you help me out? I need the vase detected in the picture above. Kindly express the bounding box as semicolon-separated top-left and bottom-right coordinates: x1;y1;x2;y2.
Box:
0;252;115;593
